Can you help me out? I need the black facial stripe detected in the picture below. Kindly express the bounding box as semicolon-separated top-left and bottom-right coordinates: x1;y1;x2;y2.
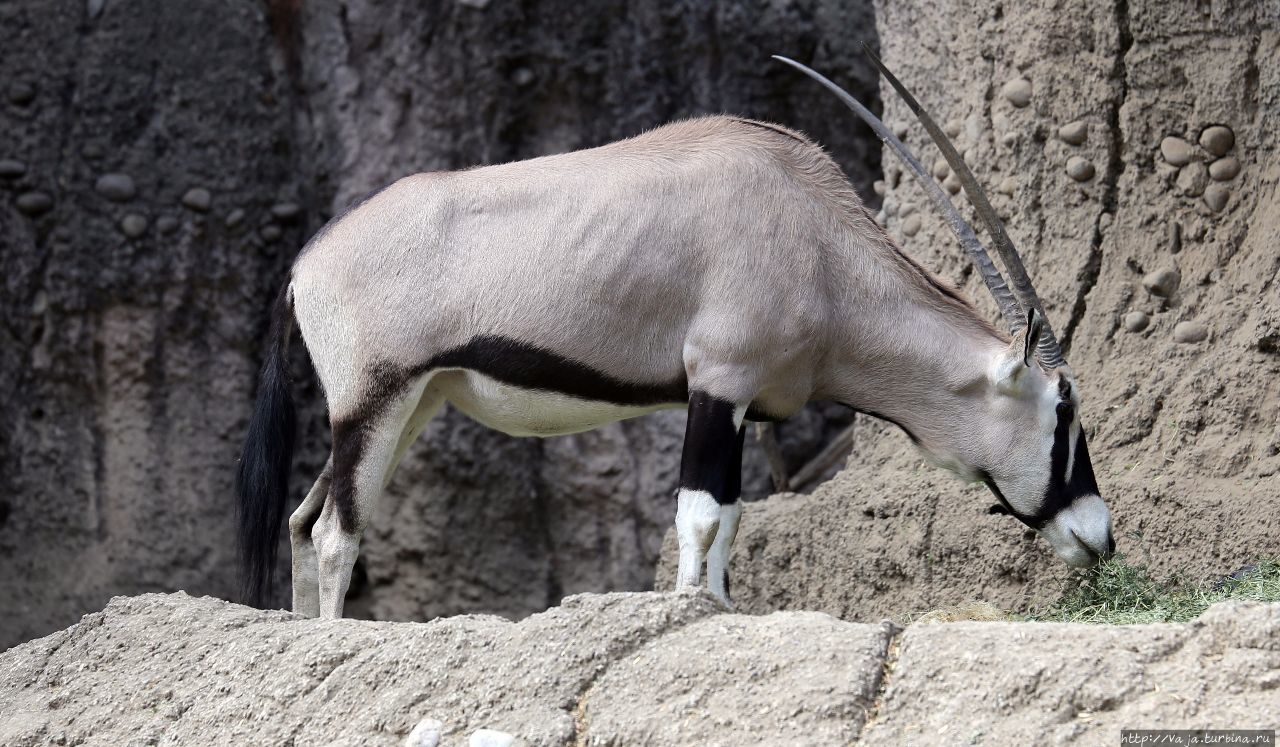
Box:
422;335;688;407
679;392;746;506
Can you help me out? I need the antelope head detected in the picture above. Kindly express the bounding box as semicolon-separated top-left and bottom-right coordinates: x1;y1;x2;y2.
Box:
776;50;1115;568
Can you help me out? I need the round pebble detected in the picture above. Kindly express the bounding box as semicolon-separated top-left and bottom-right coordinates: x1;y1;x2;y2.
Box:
1058;121;1088;145
1002;78;1032;108
1142;268;1180;298
1001;132;1018;147
156;215;179;234
902;214;922;237
0;159;26;178
120;213;147;238
181;187;212;212
1175;162;1208;197
932;158;949;180
1066;156;1095;182
224;209;246;228
1159;137;1194;166
1123;311;1150;333
94;173;136;202
16;191;53;215
874;210;886;227
944;119;963;139
8;81;36;105
1199;125;1234;157
892;122;909;140
1173;321;1208;343
873;180;886;196
899;202;917;217
271;202;301;221
1203;184;1229;213
997;177;1017;197
943;172;961;195
87;0;106;18
1208;156;1240;181
261;224;283;241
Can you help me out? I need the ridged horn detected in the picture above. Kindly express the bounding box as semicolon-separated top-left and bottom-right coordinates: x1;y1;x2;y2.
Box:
771;54;1024;334
861;43;1066;369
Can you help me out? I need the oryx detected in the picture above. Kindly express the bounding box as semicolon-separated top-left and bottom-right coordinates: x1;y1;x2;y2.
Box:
236;50;1114;618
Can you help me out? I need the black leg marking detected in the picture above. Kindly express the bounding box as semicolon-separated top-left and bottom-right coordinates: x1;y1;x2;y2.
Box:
679;392;743;506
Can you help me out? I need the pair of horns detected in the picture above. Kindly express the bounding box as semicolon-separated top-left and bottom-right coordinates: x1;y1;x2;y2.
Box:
773;47;1066;370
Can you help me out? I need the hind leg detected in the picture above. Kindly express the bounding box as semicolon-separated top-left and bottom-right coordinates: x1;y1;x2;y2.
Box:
289;459;331;617
313;378;436;619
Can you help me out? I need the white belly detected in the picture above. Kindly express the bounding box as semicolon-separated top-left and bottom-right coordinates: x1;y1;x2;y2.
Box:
433;370;679;437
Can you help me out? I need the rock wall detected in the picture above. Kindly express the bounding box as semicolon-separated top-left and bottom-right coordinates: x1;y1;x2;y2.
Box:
1;593;1276;745
658;0;1280;617
1;0;879;649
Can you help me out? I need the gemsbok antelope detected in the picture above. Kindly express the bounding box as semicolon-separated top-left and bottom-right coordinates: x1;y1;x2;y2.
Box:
237;49;1115;618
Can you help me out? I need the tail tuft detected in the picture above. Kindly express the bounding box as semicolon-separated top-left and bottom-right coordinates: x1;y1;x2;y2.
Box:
235;283;296;608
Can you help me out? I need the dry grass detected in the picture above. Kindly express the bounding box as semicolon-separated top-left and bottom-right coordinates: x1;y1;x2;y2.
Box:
906;556;1280;626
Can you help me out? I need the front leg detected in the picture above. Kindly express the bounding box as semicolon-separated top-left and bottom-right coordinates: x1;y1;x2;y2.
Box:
676;391;747;603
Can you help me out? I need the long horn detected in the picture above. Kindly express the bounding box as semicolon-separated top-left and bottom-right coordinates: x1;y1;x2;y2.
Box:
771;55;1024;333
861;44;1066;369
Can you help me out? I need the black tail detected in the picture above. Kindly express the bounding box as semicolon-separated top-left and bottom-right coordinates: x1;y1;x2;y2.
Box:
236;283;296;608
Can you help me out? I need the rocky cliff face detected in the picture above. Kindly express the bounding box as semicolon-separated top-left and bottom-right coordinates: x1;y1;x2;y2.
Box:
658;0;1280;617
1;0;879;648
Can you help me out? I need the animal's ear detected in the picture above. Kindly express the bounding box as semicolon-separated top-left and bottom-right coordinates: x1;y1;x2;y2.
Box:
992;309;1044;393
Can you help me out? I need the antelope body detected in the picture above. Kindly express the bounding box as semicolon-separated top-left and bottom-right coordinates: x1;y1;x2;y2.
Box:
237;56;1114;618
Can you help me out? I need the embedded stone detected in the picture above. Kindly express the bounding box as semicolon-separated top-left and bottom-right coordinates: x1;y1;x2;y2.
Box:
261;224;283;242
997;177;1017;197
181;187;212;212
0;159;26;177
1173;321;1208;343
511;67;535;87
1142;268;1180;297
944;119;962;138
899;202;917;218
943;172;961;195
156;215;179;234
16;191;53;215
902;214;922;237
873;180;886;196
468;729;516;747
1002;78;1032;108
1001;132;1018;147
271;202;301;221
120;214;147;238
932;158;949;180
404;718;443;747
891;122;909;140
1175;162;1208;197
1066;156;1095;182
1199;125;1234;157
1208;157;1240;181
7;81;36;105
1203;184;1229;213
224;208;246;228
1058;121;1088;145
94;173;137;202
1159;136;1194;166
1123;311;1150;333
